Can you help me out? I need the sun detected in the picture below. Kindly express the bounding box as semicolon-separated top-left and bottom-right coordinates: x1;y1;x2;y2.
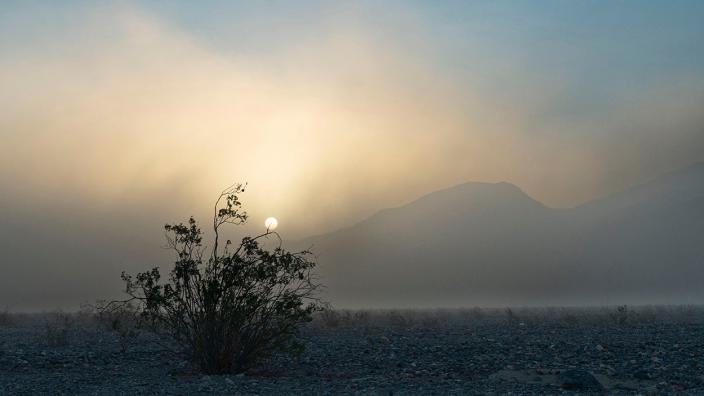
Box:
264;217;278;231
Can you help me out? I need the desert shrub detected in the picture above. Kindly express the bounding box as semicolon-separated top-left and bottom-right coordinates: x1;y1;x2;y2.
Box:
96;300;141;352
419;310;442;327
352;310;370;325
387;310;414;327
464;306;484;321
319;308;342;328
505;307;519;326
543;306;558;319
671;304;704;323
0;307;13;327
561;311;580;326
635;305;658;323
44;310;74;347
610;305;630;326
650;305;671;322
318;308;370;328
112;184;322;374
333;309;353;325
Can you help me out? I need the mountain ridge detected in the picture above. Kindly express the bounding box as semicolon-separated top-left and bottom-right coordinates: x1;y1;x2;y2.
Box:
298;181;548;245
293;161;704;308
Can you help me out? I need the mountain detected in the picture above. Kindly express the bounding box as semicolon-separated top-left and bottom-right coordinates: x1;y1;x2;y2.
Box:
295;162;704;307
569;162;704;301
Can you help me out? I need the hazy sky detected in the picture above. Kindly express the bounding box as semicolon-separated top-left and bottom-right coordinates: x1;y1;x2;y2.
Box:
1;1;704;309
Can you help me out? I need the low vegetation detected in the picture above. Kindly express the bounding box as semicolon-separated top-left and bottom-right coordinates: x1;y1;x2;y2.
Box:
0;308;13;327
311;305;704;329
107;184;323;374
95;301;141;353
4;305;704;393
43;310;74;347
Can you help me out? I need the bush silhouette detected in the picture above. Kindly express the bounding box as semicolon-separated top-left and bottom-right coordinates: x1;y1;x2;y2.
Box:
112;184;322;374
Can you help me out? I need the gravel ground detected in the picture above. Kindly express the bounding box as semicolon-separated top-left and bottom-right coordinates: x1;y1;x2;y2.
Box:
1;306;704;395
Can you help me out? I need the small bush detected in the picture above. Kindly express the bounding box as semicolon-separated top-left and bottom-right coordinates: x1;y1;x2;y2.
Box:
96;300;141;352
635;305;658;323
44;311;74;347
419;310;442;327
352;310;370;325
317;309;371;328
113;184;323;374
610;305;630;326
319;308;342;328
505;307;519;326
0;308;13;327
467;306;485;321
561;311;580;326
387;310;414;327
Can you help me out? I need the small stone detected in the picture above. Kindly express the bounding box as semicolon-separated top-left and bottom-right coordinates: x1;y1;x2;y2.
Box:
559;369;605;391
634;369;652;380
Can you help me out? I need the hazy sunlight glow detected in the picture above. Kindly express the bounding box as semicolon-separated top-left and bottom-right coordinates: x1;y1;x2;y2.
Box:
265;217;278;231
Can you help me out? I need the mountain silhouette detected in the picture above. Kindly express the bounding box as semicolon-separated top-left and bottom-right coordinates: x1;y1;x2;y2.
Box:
296;162;704;307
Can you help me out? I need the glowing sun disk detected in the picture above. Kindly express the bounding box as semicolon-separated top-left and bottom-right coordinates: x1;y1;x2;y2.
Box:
265;217;278;231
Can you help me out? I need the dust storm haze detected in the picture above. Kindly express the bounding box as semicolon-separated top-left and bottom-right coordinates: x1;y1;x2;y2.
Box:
1;1;703;310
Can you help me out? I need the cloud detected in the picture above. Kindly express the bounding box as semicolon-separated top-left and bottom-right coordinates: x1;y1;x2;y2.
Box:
0;3;702;309
0;4;515;233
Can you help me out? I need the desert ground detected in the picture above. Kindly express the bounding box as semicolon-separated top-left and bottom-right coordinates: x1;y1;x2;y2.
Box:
1;306;704;395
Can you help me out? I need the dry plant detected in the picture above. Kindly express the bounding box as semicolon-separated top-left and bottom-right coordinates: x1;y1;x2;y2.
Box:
505;307;519;326
319;307;342;328
96;300;142;353
610;305;630;326
352;310;371;326
107;184;323;373
467;306;485;321
0;307;13;327
387;309;415;328
418;310;442;327
44;310;75;347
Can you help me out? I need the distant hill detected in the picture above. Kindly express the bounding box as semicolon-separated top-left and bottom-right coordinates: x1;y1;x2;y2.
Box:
295;162;704;307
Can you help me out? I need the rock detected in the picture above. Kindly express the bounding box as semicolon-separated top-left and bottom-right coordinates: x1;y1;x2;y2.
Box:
559;369;605;391
634;369;652;380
